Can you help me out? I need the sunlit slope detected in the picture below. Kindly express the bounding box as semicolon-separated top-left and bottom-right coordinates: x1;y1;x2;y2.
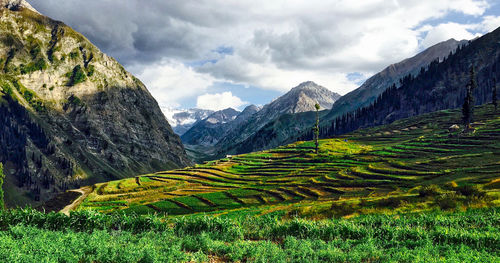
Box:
76;105;500;216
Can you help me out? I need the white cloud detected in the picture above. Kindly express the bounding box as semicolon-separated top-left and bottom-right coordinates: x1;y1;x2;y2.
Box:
196;92;247;111
479;15;500;32
131;60;215;108
30;0;497;106
420;23;479;49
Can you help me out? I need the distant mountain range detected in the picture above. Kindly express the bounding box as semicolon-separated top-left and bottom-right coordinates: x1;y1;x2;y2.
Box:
183;81;340;162
182;39;469;162
162;108;214;135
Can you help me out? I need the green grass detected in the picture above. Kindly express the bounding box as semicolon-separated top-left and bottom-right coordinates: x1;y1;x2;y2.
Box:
0;207;498;262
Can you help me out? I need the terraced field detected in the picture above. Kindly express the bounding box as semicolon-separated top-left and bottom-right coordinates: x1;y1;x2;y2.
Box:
76;105;500;217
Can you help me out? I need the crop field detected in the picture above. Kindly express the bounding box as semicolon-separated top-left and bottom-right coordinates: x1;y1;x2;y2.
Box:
76;105;500;218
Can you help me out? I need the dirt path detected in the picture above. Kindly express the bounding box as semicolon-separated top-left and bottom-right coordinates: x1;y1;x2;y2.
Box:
60;186;93;215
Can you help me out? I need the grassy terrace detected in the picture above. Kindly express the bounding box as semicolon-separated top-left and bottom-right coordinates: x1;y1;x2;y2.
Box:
77;105;500;218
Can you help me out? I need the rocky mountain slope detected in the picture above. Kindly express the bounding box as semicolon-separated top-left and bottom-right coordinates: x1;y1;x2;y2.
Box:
0;1;190;206
162;108;213;135
325;39;468;121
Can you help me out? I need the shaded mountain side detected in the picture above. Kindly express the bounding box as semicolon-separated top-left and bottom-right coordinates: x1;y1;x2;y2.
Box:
301;26;500;140
224;110;330;156
0;3;190;206
325;39;468;121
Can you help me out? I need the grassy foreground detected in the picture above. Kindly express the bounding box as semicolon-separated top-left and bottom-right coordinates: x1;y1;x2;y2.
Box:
0;207;498;262
76;105;500;218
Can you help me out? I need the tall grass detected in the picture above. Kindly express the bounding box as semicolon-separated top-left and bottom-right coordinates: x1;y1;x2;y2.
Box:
0;208;498;262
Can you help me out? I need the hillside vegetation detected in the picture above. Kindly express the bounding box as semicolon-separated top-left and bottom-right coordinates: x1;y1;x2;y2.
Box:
73;104;500;218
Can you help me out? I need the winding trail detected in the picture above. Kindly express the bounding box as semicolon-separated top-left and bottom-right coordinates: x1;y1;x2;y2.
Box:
60;186;93;215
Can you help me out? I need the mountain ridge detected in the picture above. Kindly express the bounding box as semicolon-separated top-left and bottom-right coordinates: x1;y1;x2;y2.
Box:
325;38;468;121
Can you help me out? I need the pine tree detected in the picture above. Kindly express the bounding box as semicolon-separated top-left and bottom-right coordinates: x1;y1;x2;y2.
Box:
314;103;320;154
462;66;477;129
493;77;498;111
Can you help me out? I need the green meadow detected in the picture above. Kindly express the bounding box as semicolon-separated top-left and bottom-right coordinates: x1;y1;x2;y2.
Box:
77;104;500;218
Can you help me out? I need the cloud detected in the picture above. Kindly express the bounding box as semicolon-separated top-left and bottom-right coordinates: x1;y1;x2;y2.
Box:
28;0;497;106
479;15;500;32
420;23;479;48
196;92;247;111
131;60;215;108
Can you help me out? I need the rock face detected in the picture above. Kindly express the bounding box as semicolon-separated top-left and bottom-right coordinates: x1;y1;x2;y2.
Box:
0;4;191;206
325;39;468;121
162;108;214;135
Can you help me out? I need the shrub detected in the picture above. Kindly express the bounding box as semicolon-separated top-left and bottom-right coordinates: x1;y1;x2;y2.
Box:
330;202;357;217
418;184;442;198
19;58;47;74
66;65;86;86
69;51;79;59
455;184;485;198
1;83;12;96
435;193;460;210
87;64;95;77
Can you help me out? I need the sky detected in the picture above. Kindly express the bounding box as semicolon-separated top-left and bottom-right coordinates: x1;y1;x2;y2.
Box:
28;0;500;111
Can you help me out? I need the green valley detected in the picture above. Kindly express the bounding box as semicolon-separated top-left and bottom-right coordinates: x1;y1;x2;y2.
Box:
74;104;500;218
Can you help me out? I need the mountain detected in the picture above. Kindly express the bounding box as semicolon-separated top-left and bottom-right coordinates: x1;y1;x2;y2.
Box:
313;26;500;139
325;39;468;121
0;2;191;206
182;105;260;162
181;108;241;147
162;108;214;135
209;81;340;157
